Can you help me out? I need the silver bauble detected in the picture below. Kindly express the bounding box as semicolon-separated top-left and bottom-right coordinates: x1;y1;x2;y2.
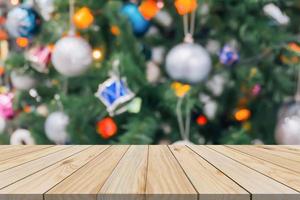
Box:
275;102;300;144
165;43;212;83
45;111;70;144
51;36;92;77
11;70;36;90
10;129;35;145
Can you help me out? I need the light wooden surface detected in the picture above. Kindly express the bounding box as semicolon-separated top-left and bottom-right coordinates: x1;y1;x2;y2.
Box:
0;145;299;200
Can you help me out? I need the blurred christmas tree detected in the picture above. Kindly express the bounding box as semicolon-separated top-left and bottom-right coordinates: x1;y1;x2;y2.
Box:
0;0;300;145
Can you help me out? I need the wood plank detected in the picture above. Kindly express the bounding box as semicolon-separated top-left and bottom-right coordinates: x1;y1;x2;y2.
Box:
251;146;300;162
256;145;300;156
0;146;109;200
228;145;300;173
188;145;299;200
146;145;197;200
0;145;89;190
209;145;300;192
46;145;129;200
0;145;52;162
98;145;148;200
0;146;68;172
169;145;249;200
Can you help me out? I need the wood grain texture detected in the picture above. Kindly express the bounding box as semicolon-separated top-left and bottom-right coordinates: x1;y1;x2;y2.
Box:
0;145;68;172
98;145;148;200
209;145;300;192
229;145;300;173
0;145;89;190
0;145;299;200
188;145;299;200
45;145;129;200
146;145;197;200
0;146;109;200
0;145;52;162
169;145;249;200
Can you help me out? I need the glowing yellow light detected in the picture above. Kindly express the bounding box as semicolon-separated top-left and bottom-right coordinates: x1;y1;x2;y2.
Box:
93;49;103;61
10;0;19;5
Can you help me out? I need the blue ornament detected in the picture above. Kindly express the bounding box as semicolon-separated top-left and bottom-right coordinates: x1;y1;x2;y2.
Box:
5;5;41;38
219;45;239;66
121;3;150;36
96;76;135;113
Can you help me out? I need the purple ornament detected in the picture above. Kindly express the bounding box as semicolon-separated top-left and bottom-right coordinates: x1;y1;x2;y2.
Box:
219;45;239;66
0;92;15;120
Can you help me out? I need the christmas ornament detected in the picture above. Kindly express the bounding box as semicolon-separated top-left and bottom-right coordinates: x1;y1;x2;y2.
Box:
121;3;150;36
16;37;29;48
110;25;121;36
288;42;300;54
73;7;94;29
51;35;92;77
0;92;14;120
127;97;142;114
36;104;49;117
0;116;6;134
95;76;135;114
97;117;117;139
154;10;173;28
174;0;197;15
263;3;289;25
44;111;70;144
5;5;41;38
35;0;55;21
199;94;218;120
196;115;207;126
275;101;300;144
151;46;165;64
219;45;239;66
251;84;262;96
166;43;211;83
146;61;160;84
25;46;51;73
139;0;160;20
206;74;226;96
234;108;251;122
10;129;35;145
171;82;191;98
11;70;36;90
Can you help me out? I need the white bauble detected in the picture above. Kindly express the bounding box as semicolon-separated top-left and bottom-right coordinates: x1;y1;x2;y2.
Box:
36;104;49;117
146;61;160;84
44;111;69;144
11;70;36;90
275;102;300;144
51;36;92;77
206;74;227;96
151;46;165;64
35;0;54;21
203;100;218;120
263;3;290;25
0;117;6;134
165;43;211;83
10;129;35;145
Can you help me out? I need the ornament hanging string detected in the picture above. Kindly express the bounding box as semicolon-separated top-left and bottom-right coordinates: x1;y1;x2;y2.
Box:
183;10;196;43
69;0;75;35
295;65;300;102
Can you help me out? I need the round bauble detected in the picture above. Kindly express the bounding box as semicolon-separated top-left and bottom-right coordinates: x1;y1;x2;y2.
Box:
5;5;41;38
10;129;35;145
51;35;92;77
165;43;212;83
97;117;117;139
121;3;150;36
0;116;6;134
45;111;70;144
11;70;36;90
0;92;15;120
275;101;300;144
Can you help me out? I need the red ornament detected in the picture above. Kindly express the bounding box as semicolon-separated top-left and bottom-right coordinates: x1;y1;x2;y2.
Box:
97;117;117;139
196;115;207;126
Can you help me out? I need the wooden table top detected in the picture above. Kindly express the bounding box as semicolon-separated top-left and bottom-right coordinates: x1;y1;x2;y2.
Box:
0;145;299;200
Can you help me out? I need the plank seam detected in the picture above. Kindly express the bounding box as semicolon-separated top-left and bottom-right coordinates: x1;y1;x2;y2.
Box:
0;145;90;191
218;146;300;193
167;145;199;200
0;146;53;163
253;146;300;163
42;145;112;199
144;145;149;200
226;145;300;174
95;145;131;197
187;145;253;200
0;146;70;173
